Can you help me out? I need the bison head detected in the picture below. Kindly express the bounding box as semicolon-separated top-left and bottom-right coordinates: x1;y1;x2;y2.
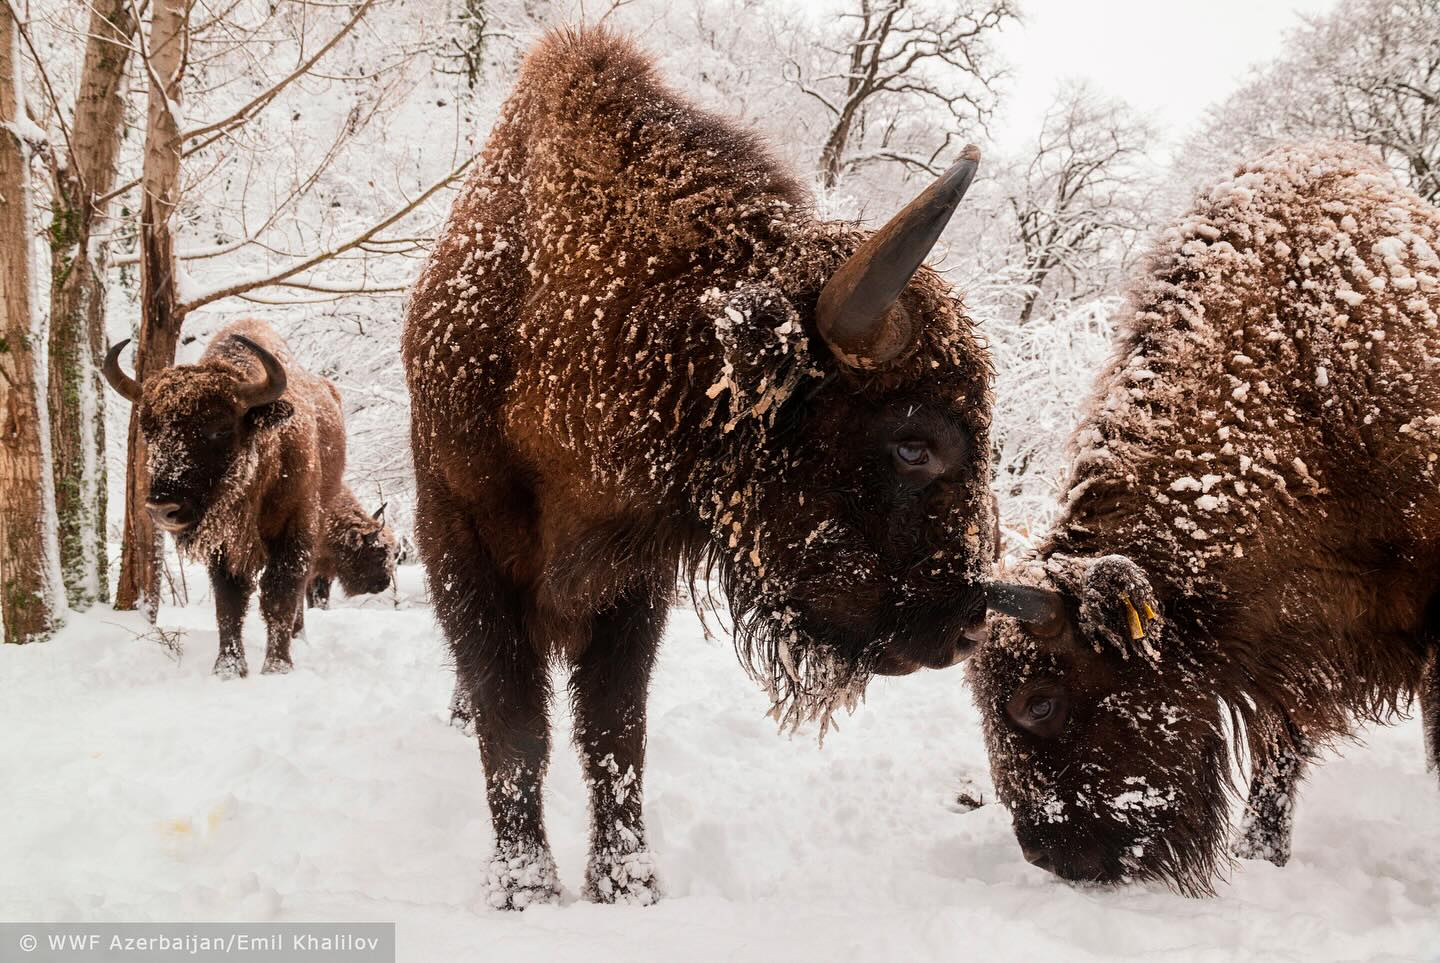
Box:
966;556;1231;895
332;501;399;597
103;334;292;544
694;148;994;731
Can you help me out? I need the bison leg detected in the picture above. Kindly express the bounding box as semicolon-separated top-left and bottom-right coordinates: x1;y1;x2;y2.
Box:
1422;648;1438;778
425;524;559;909
1233;714;1310;866
468;648;558;911
448;678;477;735
571;578;666;906
307;576;331;610
209;556;253;679
258;536;311;674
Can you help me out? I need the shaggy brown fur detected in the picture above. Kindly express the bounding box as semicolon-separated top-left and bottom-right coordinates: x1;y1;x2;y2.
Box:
112;318;343;677
967;142;1440;895
403;28;993;909
305;486;397;609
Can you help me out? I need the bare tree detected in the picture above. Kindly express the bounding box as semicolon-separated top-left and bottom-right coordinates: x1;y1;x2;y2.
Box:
113;0;186;615
41;0;138;609
786;0;1014;189
0;2;63;643
1193;0;1440;203
1003;82;1155;325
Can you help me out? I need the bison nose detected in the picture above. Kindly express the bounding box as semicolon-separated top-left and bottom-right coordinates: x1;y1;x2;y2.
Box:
1021;839;1111;882
146;499;194;532
944;639;976;667
1021;841;1056;874
962;618;990;645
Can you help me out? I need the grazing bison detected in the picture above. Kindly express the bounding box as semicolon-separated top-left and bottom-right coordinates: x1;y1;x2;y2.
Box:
104;318;342;677
306;491;397;609
403;28;993;908
968;142;1440;895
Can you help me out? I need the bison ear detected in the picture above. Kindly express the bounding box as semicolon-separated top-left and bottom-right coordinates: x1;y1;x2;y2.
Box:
244;398;294;433
706;285;813;427
1078;554;1163;662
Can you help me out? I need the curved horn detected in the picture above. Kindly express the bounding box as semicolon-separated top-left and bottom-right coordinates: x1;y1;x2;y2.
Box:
101;340;142;403
229;334;287;408
372;502;387;522
816;144;981;367
985;581;1068;638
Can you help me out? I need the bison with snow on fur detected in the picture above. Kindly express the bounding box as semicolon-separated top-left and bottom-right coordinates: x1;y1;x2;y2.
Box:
306;491;397;609
104;318;344;677
403;28;994;909
968;142;1440;895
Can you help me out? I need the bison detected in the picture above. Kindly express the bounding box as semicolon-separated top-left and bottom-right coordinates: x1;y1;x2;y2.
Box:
305;491;397;610
403;28;994;909
968;142;1440;895
104;318;342;678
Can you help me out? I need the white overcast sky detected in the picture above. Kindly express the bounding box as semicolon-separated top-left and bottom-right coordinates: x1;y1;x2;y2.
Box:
992;0;1340;148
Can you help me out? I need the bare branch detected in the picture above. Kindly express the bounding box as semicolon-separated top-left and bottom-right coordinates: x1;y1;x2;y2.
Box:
179;156;472;312
4;0;79;184
179;0;374;145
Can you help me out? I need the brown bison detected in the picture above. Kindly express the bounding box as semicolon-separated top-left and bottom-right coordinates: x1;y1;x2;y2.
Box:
104;318;342;677
968;142;1440;895
403;28;993;909
305;490;397;610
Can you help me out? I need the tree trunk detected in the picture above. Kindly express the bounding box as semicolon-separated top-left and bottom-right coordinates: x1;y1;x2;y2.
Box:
818;108;857;191
0;6;62;643
48;0;137;609
816;0;883;191
114;0;187;617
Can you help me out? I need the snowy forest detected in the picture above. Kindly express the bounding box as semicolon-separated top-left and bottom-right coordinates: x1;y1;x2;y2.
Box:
3;0;1439;959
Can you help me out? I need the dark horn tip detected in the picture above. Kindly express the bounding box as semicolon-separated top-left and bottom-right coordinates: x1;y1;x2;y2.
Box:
102;339;142;402
983;580;1069;638
104;339;132;370
228;332;288;407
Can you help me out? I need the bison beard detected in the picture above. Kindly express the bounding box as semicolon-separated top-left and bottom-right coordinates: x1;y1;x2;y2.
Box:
405;28;993;910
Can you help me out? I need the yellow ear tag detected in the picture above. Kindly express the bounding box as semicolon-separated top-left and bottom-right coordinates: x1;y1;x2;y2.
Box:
1124;597;1144;640
1142;602;1158;623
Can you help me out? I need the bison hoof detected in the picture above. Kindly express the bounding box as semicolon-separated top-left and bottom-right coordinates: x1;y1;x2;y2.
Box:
1230;827;1290;867
584;850;660;906
482;847;561;911
261;656;294;675
448;686;477;736
212;653;248;679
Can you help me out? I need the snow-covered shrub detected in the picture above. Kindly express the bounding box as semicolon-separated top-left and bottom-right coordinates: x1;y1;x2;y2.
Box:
985;296;1119;557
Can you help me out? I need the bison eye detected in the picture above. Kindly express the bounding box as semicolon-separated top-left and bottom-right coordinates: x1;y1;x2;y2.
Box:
1006;684;1070;737
893;440;931;466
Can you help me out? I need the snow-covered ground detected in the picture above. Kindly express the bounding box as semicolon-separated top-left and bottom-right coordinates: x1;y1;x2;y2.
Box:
3;565;1438;962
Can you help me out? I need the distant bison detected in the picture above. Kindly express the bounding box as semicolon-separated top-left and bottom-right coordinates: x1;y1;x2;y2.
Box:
306;491;396;609
404;28;993;908
105;319;341;677
969;142;1440;894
